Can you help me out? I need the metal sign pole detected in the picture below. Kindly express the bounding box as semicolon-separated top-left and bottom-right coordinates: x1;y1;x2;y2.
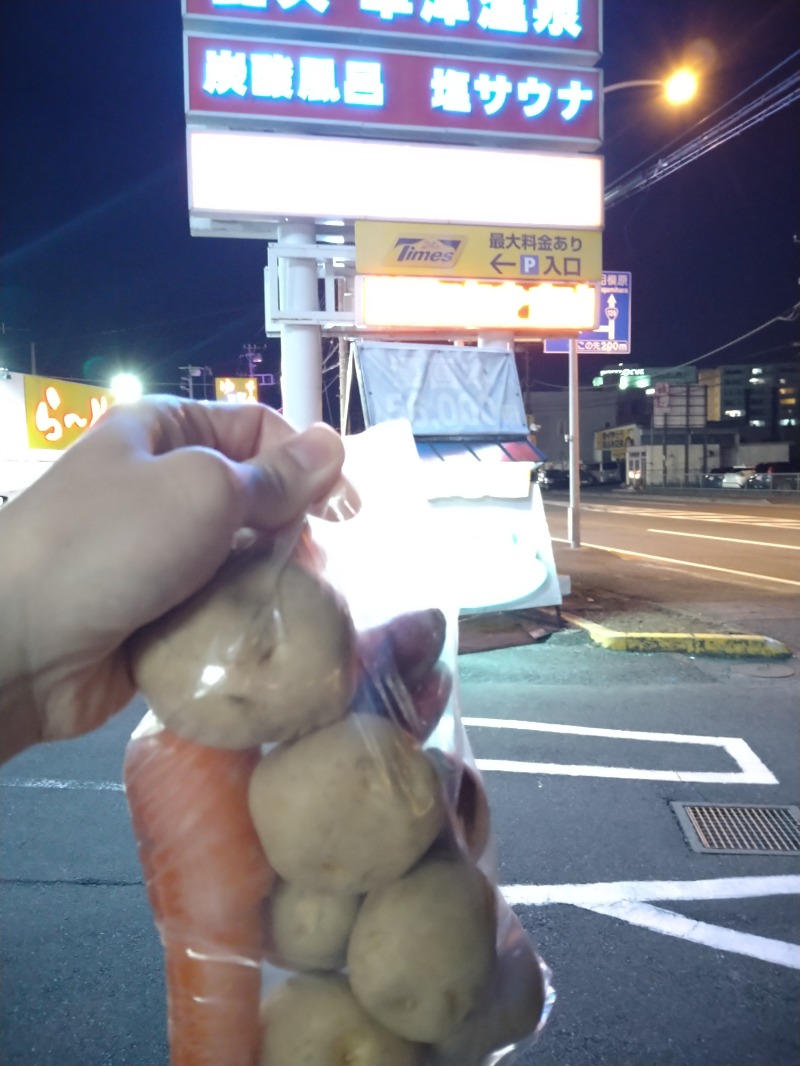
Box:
567;337;581;548
277;220;322;430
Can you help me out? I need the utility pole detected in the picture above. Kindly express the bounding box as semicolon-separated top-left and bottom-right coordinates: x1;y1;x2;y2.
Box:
567;338;581;548
241;344;263;376
180;365;204;399
0;323;35;375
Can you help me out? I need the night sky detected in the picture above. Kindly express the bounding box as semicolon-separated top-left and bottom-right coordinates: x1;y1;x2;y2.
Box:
1;0;798;399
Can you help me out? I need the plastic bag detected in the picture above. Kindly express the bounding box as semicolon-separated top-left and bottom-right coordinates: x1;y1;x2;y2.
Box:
123;419;554;1066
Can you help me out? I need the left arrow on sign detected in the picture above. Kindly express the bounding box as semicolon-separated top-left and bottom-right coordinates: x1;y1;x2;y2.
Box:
491;253;516;274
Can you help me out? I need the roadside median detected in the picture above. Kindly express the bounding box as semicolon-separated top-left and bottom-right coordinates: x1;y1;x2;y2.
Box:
561;613;792;657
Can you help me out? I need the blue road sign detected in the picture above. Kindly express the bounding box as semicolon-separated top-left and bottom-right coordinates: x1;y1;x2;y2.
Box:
544;271;632;354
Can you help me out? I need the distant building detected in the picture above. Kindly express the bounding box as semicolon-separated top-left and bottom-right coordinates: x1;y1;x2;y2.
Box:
527;358;798;474
591;363;698;389
699;363;798;438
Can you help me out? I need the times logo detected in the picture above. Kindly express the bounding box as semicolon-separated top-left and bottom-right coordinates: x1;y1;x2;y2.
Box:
391;236;463;267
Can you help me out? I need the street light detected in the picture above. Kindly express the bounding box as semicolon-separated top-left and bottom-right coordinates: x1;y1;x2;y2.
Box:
110;372;143;403
604;68;699;105
663;68;699;105
566;68;700;549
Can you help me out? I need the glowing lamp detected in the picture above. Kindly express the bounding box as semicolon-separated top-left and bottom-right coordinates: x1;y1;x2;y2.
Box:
110;373;143;403
663;68;698;105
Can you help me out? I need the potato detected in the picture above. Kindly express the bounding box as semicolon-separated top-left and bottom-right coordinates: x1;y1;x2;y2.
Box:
347;854;497;1043
259;973;424;1066
267;880;362;971
426;752;492;862
248;714;446;894
455;762;491;861
129;549;356;748
430;904;548;1065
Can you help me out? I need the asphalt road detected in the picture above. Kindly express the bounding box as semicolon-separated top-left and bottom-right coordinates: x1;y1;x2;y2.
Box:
1;515;799;1065
543;492;800;591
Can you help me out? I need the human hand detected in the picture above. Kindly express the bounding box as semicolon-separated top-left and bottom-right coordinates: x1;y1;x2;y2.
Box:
0;396;344;762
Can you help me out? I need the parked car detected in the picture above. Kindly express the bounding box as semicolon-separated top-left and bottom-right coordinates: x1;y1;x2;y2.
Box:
702;467;731;488
702;467;754;489
746;466;800;491
721;468;756;489
586;460;624;484
536;467;595;490
537;467;570;490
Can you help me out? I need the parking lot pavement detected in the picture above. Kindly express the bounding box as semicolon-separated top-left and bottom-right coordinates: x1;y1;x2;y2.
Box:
457;632;800;1066
0;698;170;1066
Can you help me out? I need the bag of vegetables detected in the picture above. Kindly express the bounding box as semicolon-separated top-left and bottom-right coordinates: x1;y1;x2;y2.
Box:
123;419;554;1066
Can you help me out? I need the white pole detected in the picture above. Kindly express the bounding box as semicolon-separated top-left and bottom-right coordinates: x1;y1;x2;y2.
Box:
278;220;322;430
477;332;514;351
567;337;581;548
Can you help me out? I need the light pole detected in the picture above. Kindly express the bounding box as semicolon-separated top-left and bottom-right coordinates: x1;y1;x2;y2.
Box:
604;69;698;105
566;67;699;549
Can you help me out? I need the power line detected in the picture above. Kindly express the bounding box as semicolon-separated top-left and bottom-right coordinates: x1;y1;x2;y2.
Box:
606;74;800;207
656;300;800;374
605;50;800;208
607;49;799;191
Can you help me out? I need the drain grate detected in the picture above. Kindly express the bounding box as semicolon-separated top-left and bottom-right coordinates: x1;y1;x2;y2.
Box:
671;802;800;855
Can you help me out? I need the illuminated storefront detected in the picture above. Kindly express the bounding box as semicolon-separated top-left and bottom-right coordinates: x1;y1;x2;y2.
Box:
1;372;114;499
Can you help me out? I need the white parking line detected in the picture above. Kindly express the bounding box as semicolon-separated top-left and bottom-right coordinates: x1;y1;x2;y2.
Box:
463;718;778;785
501;875;800;970
589;901;799;969
0;778;124;791
501;874;800;907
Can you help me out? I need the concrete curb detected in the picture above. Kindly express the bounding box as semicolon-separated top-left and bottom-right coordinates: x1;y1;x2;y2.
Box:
561;613;792;658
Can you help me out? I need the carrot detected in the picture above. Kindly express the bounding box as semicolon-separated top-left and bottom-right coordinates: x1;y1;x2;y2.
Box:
123;720;274;1066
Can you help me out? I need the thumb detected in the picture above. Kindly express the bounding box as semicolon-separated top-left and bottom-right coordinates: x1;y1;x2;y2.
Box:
239;422;345;531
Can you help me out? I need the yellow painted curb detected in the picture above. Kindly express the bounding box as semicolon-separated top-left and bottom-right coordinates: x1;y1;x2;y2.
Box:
561;613;792;657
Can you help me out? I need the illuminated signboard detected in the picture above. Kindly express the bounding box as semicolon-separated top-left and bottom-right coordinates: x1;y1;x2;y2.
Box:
355;220;601;280
354;275;599;332
189;130;604;228
215;376;260;402
182;0;601;64
186;34;601;148
353;342;529;435
23;376;113;451
544;270;631;353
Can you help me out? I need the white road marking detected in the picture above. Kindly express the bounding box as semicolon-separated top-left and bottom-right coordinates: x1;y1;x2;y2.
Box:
463;718;778;785
548;500;800;529
500;875;800;970
501;874;800;907
0;778;124;791
588;900;800;969
647;528;800;550
550;539;800;587
578;505;800;529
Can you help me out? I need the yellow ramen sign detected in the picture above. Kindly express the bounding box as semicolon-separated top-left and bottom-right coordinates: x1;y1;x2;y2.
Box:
215;377;259;404
356;220;602;283
24;376;114;451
